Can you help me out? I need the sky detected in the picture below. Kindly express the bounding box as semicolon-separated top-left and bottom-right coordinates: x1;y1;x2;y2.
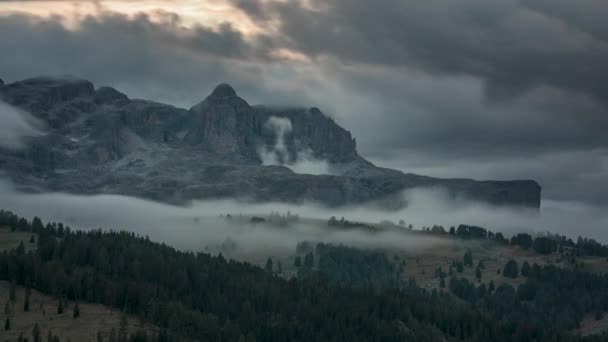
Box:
0;0;607;207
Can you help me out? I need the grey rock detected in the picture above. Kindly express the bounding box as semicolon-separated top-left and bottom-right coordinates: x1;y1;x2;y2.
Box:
0;76;542;209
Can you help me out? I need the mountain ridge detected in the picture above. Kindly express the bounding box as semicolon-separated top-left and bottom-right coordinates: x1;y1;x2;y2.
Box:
0;76;541;208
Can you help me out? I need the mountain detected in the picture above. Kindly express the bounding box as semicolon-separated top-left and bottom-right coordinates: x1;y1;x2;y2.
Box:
0;77;541;208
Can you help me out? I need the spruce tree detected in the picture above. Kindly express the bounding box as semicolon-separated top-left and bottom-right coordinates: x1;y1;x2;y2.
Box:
57;298;64;314
265;257;273;273
9;281;16;302
24;288;30;312
32;322;41;342
73;302;80;318
463;250;473;267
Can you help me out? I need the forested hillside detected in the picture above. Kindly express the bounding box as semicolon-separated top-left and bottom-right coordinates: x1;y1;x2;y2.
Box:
1;209;608;341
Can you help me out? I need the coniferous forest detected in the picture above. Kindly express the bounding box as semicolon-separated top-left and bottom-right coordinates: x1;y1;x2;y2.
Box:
1;209;608;341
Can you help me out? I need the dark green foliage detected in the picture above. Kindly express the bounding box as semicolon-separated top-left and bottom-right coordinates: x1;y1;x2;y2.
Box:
16;241;26;255
315;243;397;288
57;299;64;315
10;280;16;302
455;225;487;239
533;237;558;254
503;260;519;278
521;261;531;276
475;267;482;281
264;257;273;273
293;256;301;267
494;233;508;245
449;263;608;335
73;302;80;318
32;322;41;342
517;281;537;301
3;209;608;341
510;233;533;249
575;236;608;257
295;241;313;255
4;317;9;331
463;249;473;267
24;287;30;311
303;251;314;268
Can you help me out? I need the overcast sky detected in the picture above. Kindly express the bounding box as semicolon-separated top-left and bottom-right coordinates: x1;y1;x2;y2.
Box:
0;0;607;206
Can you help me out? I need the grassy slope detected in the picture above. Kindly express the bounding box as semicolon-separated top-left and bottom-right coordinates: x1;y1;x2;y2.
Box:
0;226;36;253
0;281;158;341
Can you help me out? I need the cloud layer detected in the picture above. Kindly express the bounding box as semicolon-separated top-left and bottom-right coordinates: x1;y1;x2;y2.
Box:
0;1;607;205
0;100;43;149
258;116;332;175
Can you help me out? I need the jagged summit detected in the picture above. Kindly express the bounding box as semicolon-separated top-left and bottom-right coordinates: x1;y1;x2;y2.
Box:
0;76;542;208
209;83;237;99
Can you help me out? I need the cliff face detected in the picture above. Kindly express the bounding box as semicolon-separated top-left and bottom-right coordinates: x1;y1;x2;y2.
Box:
0;77;541;208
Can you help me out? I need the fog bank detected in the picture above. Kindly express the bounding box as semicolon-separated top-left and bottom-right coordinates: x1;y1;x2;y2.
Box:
0;180;606;255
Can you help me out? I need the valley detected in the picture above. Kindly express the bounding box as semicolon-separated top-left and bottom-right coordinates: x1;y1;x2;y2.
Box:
3;209;607;340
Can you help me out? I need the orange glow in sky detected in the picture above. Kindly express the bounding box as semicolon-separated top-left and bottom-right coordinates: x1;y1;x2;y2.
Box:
0;0;263;34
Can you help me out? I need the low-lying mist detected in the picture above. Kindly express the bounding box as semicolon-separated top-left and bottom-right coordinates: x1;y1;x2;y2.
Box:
0;100;44;149
0;179;606;259
258;116;333;175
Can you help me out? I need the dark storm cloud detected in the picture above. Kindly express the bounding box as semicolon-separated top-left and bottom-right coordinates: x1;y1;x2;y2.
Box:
228;0;608;205
1;2;607;205
234;0;608;104
0;11;299;106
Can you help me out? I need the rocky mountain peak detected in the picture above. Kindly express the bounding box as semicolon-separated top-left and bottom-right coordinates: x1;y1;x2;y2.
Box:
0;76;542;208
209;83;237;99
95;86;129;105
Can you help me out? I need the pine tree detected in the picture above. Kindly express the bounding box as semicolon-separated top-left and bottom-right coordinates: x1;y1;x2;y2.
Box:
24;288;31;312
463;250;473;267
120;313;128;338
503;260;519;278
294;256;302;267
32;322;41;342
73;302;80;318
4;317;10;331
16;241;26;255
57;298;64;314
9;280;16;302
304;252;314;268
265;257;273;273
521;261;531;277
109;327;117;342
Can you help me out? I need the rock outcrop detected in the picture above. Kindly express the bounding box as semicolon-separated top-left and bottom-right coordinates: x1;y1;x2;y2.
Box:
0;77;542;208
